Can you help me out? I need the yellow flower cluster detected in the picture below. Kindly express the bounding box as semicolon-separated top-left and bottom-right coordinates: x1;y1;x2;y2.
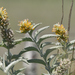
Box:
52;23;68;42
19;19;34;33
0;7;8;19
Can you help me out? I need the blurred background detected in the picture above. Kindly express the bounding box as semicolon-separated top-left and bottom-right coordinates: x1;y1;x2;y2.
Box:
0;0;75;75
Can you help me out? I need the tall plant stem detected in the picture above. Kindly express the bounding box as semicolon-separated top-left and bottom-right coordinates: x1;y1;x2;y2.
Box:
61;0;64;24
8;45;14;73
28;32;51;73
68;0;74;42
8;48;11;62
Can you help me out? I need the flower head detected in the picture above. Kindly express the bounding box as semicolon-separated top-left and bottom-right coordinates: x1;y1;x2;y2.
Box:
0;7;14;48
54;58;71;75
52;23;68;42
0;7;8;19
19;19;34;33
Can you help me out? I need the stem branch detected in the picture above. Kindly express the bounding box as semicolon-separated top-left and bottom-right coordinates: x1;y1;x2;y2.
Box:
61;0;64;24
68;0;74;42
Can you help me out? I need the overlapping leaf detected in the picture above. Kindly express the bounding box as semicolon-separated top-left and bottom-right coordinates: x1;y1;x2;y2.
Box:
67;40;75;48
34;26;49;40
28;59;46;66
68;46;75;51
29;23;42;36
40;42;55;48
48;54;57;64
44;46;62;60
13;37;33;45
37;34;60;44
13;67;26;75
5;58;28;74
12;46;39;59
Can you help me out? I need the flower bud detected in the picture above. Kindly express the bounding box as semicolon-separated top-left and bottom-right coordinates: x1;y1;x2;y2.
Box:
19;19;34;33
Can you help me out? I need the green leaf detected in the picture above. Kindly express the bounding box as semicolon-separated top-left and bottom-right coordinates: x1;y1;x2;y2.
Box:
0;42;7;48
28;59;46;66
50;65;57;73
40;42;61;48
68;46;75;51
67;40;75;48
5;57;28;73
47;54;57;71
19;46;39;55
23;46;39;52
37;34;60;44
13;67;26;75
29;23;42;36
33;23;42;28
40;42;55;48
55;42;61;46
51;54;58;68
44;46;62;60
34;26;49;40
13;37;33;45
48;54;57;63
12;47;39;59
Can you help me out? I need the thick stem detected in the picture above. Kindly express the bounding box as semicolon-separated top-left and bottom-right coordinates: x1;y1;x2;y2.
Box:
61;41;68;58
8;49;11;62
8;45;14;73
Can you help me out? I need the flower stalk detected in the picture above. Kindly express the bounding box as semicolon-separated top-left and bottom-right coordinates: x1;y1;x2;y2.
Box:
68;0;74;42
61;0;64;24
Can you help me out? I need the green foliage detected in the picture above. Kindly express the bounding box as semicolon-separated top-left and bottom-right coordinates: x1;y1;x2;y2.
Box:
12;46;39;59
28;59;46;66
0;1;75;74
34;26;49;40
13;37;33;45
29;23;42;36
40;42;55;48
13;67;26;75
37;34;60;44
67;40;75;49
44;46;62;60
0;20;64;75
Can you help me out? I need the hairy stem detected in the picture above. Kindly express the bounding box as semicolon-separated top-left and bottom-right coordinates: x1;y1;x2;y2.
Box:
8;45;14;74
7;42;10;61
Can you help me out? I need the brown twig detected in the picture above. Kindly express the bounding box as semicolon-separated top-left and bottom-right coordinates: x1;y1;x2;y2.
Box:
61;0;64;24
68;0;74;41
